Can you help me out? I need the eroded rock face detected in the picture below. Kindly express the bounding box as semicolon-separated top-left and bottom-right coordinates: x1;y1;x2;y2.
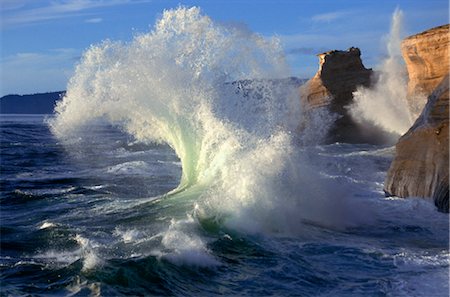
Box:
384;76;449;212
402;24;449;100
299;47;378;143
384;24;449;213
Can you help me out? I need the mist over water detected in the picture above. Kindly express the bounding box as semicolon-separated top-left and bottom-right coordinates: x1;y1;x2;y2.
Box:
351;9;422;137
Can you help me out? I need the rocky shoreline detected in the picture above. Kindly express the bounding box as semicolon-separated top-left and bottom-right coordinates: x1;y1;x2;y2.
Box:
300;24;449;212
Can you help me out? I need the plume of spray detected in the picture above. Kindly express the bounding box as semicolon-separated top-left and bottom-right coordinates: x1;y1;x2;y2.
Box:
50;7;373;265
350;8;419;137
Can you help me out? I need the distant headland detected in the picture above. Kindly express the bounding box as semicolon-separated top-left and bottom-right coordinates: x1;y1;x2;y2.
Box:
0;91;65;114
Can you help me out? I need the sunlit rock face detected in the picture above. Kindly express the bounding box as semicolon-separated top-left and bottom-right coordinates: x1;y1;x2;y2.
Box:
299;47;386;144
385;24;449;213
402;24;449;106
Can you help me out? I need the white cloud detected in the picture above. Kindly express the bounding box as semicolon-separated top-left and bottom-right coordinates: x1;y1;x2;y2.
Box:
1;49;80;95
1;0;151;28
85;17;103;23
311;10;354;23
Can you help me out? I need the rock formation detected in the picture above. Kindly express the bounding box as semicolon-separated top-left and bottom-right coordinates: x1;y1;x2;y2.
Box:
384;76;449;212
299;47;380;143
385;24;449;213
402;24;449;107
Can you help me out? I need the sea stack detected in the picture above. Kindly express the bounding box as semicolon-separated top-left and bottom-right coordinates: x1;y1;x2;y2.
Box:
384;25;449;213
299;47;375;143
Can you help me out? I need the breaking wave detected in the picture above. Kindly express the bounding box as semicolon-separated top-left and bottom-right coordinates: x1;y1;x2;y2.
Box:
50;7;365;241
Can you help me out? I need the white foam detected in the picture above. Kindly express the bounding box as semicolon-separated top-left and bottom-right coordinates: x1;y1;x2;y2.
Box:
113;227;143;243
74;234;103;271
34;250;81;267
156;216;220;267
106;161;150;175
14;187;76;196
38;221;57;229
35;234;102;271
84;185;108;190
390;250;450;297
66;276;102;297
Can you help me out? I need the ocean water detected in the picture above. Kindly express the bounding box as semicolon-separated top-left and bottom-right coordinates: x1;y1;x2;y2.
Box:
1;7;449;297
1;114;448;296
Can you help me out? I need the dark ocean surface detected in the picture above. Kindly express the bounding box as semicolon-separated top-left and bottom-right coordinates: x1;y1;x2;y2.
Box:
1;115;448;296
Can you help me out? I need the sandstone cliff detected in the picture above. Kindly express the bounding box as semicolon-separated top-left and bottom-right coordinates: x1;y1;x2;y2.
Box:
384;76;449;212
384;25;449;213
299;47;380;143
402;24;449;108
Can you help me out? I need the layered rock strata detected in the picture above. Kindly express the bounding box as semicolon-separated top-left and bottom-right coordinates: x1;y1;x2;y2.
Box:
385;24;449;213
299;47;379;143
384;76;449;212
402;24;449;104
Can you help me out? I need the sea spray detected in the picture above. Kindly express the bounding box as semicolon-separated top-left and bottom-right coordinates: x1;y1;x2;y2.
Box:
350;8;421;136
51;7;371;264
51;7;292;190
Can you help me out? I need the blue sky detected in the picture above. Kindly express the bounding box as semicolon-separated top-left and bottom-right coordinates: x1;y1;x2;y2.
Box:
1;0;448;96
